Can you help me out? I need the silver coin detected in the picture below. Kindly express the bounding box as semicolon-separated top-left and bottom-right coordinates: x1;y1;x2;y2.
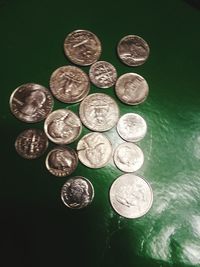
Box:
77;132;112;168
117;113;147;142
61;176;94;209
64;29;102;66
114;142;144;172
44;109;82;144
117;35;150;66
50;65;90;103
89;61;117;88
45;146;78;177
15;128;48;159
9;83;54;123
109;173;153;218
115;73;149;105
79;93;119;132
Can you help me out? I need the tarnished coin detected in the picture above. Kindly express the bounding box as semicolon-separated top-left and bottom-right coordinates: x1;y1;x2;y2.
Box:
117;113;147;142
10;83;54;123
115;73;149;105
114;142;144;172
77;132;112;168
89;61;117;88
15;128;48;159
44;109;82;144
50;65;90;103
79;93;119;132
61;176;94;209
45;147;78;177
109;173;153;218
117;35;150;66
64;29;102;66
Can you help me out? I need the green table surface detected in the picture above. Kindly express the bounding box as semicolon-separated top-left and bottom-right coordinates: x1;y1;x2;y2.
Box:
1;0;200;266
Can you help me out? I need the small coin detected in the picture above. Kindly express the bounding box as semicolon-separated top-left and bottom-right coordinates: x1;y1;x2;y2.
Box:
45;146;78;177
117;113;147;142
115;73;149;105
50;65;90;103
79;93;119;132
44;109;82;145
77;132;112;168
109;173;153;218
15;128;48;159
114;142;144;172
117;35;150;66
89;61;117;88
9;83;54;123
64;29;102;66
61;176;94;209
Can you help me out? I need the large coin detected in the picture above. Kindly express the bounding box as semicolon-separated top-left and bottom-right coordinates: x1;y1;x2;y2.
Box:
79;93;119;132
109;173;153;218
117;35;150;66
115;73;149;105
50;65;90;103
64;29;102;66
77;132;112;168
10;83;54;123
61;176;94;209
44;109;82;144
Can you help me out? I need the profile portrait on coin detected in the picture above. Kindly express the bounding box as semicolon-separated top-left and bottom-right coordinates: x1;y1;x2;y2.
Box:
21;90;46;116
116;145;136;166
121;41;147;62
48;149;74;171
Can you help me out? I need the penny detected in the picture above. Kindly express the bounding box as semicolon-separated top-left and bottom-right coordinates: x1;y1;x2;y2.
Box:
64;29;102;66
9;83;54;123
109;173;153;218
15;128;48;159
50;65;90;103
79;93;119;132
77;132;112;168
89;61;117;88
45;146;78;177
61;176;94;209
117;35;150;66
44;109;82;144
115;73;149;105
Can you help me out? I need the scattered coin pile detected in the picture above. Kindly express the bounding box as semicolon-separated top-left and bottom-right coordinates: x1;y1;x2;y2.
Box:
10;29;153;219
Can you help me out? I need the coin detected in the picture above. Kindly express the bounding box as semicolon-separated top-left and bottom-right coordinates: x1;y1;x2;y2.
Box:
117;113;147;142
45;146;78;177
89;61;117;88
15;128;48;159
77;132;112;168
79;93;119;132
61;176;94;209
115;73;149;105
114;142;144;172
64;29;102;66
117;35;150;66
109;173;153;218
44;109;82;144
49;65;90;103
10;83;54;123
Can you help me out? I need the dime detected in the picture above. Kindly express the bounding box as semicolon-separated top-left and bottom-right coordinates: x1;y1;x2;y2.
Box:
61;176;94;209
79;93;119;132
77;132;112;168
44;109;82;144
117;35;150;66
10;83;54;123
89;61;117;88
15;128;48;159
117;113;147;142
114;142;144;172
115;73;149;105
50;65;90;103
45;146;78;177
109;173;153;218
64;29;102;66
